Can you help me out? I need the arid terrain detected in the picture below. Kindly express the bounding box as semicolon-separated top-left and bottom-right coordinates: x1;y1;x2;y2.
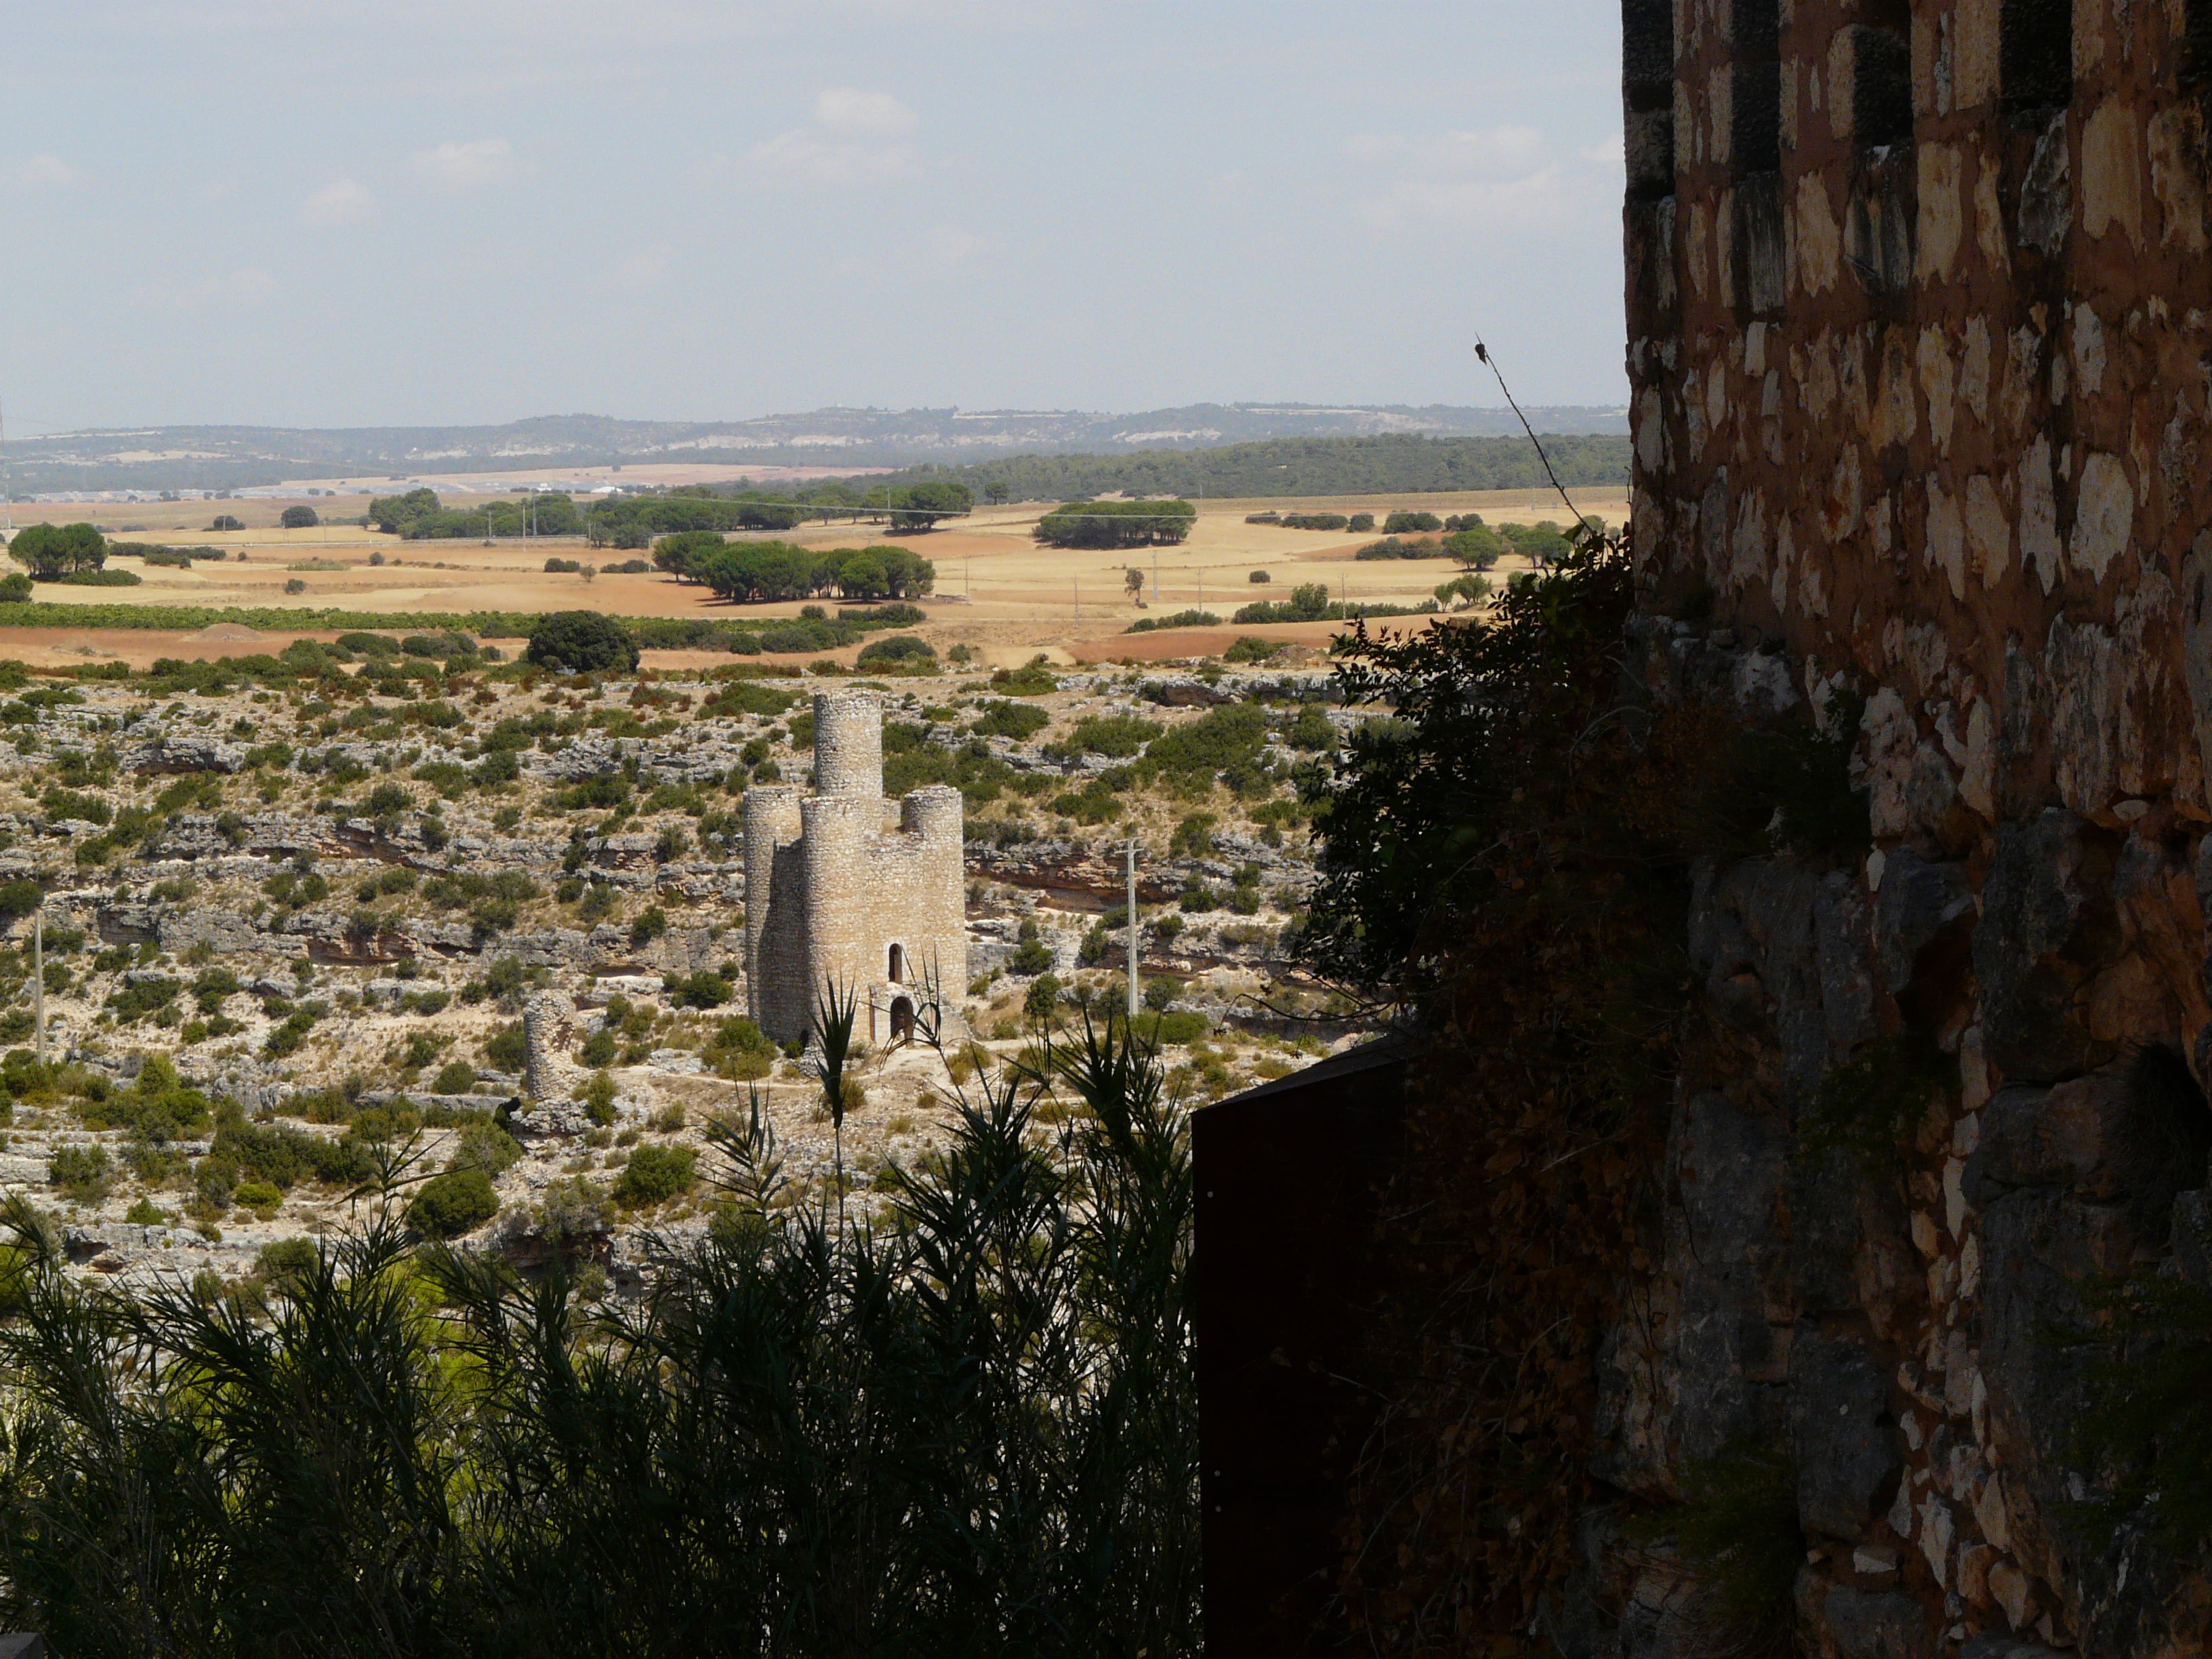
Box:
0;590;1385;1295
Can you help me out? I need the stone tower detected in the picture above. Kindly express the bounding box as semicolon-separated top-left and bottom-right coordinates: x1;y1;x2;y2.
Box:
743;692;967;1048
1611;2;2212;1652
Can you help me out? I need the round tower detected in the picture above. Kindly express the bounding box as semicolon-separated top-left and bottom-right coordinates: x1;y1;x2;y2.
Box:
813;693;883;799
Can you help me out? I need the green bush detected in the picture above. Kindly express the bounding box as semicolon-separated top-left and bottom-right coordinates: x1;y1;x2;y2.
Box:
615;1144;697;1207
482;1023;527;1071
666;970;732;1010
527;611;639;674
971;700;1050;740
407;1168;499;1238
431;1061;476;1095
1149;1010;1209;1044
48;1143;111;1200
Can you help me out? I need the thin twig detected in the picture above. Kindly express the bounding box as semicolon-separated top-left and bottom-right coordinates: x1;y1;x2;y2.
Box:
1473;335;1587;529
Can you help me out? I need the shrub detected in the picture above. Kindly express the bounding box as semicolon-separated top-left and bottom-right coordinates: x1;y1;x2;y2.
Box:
209;514;245;531
1347;513;1376;533
1149;1010;1208;1044
431;1061;477;1095
667;970;732;1010
483;1023;527;1071
280;506;320;530
60;569;141;587
0;574;33;602
49;1143;111;1200
1382;510;1443;535
408;1168;499;1238
615;1143;697;1207
855;635;939;674
1248;570;1271;583
972;700;1049;741
283;579;306;594
1024;974;1063;1022
527;611;639;674
583;1071;619;1126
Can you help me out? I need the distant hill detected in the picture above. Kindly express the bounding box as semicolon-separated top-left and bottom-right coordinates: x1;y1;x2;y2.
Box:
3;404;1629;496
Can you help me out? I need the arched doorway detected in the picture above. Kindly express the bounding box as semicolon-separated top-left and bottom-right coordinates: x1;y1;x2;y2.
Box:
890;996;916;1044
888;943;905;983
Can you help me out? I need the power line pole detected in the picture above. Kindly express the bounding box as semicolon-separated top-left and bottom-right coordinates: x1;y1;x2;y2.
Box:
1124;840;1141;1021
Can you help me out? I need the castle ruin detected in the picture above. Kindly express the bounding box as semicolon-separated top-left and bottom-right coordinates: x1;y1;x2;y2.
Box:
743;693;967;1049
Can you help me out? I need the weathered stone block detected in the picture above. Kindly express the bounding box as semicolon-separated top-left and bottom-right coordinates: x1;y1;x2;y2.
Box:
1973;811;2121;1082
1790;1329;1901;1541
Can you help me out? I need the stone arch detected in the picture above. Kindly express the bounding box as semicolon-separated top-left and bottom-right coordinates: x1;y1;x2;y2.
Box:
890;996;916;1045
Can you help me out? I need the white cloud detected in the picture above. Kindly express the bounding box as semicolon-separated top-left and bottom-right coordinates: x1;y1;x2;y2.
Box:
413;137;516;191
133;266;280;312
726;89;919;189
1347;125;1616;234
813;87;916;139
8;155;83;192
300;178;375;226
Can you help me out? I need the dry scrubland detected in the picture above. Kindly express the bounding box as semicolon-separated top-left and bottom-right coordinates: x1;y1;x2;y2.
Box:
0;625;1375;1296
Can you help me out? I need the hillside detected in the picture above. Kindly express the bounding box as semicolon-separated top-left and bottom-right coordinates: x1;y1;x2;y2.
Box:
2;404;1629;496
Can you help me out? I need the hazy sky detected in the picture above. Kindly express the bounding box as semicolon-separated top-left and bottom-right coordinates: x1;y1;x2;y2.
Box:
3;1;1627;433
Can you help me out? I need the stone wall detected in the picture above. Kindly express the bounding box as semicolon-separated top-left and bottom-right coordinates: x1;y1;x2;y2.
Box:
1612;3;2212;1652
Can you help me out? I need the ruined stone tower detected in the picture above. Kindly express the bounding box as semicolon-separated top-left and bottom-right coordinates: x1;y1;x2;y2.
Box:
743;693;967;1048
1608;2;2212;1653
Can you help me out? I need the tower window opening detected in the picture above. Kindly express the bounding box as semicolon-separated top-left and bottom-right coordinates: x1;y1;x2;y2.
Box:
1621;0;1677;200
888;943;905;983
1732;0;1783;175
2002;0;2073;110
1852;20;1913;149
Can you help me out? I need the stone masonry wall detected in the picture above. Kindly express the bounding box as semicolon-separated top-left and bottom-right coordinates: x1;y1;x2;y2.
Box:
1610;3;2212;1655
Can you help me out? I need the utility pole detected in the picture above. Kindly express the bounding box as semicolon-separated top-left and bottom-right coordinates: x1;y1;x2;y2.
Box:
1153;547;1160;607
1124;841;1141;1021
34;909;45;1065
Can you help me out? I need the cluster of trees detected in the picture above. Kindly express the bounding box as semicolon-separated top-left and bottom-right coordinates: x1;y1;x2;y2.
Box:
1035;500;1197;550
6;523;108;579
847;433;1633;503
1231;587;1434;626
582;482;972;548
279;506;320;529
367;490;589;541
652;535;935;603
1247;511;1369;532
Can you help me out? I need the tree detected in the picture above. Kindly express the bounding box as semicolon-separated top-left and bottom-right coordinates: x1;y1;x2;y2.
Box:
1034;500;1196;550
838;552;890;602
0;573;31;602
209;514;245;532
1125;567;1145;602
280;506;320;530
653;531;726;583
983;481;1012;506
7;523;106;579
889;480;972;531
525;611;639;674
